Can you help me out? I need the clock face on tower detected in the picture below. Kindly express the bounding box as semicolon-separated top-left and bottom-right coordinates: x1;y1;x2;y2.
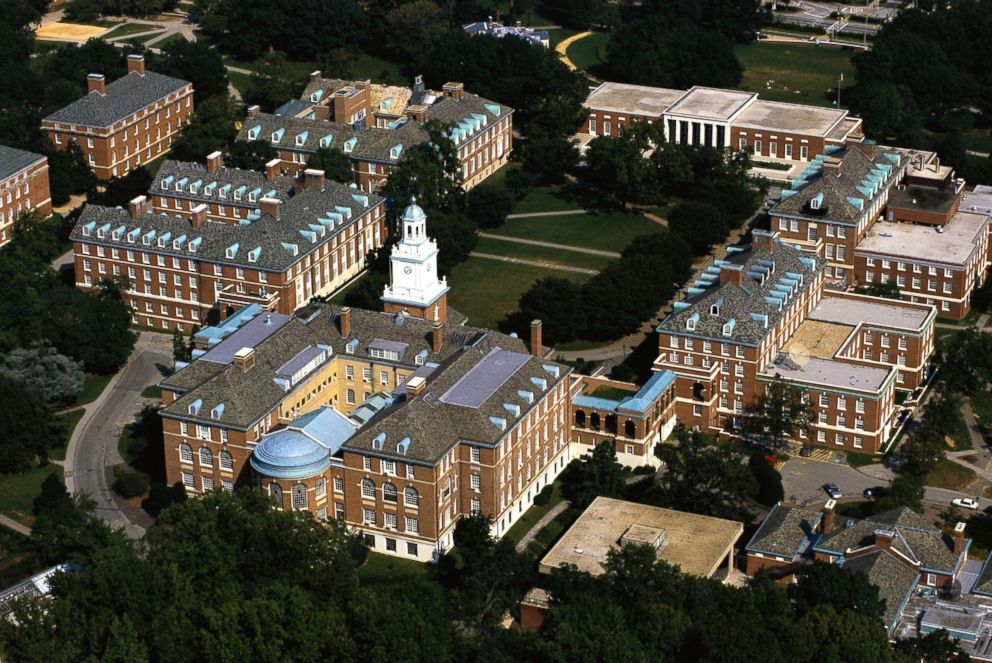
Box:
403;266;413;274
427;263;432;272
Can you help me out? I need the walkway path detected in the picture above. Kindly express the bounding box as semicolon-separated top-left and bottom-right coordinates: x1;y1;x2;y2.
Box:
0;515;31;537
470;251;598;275
514;501;569;553
64;332;171;540
506;209;607;220
477;232;620;258
554;31;592;74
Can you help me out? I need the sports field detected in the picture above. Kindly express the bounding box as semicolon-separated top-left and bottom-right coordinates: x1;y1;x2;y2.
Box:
36;22;110;43
736;41;857;108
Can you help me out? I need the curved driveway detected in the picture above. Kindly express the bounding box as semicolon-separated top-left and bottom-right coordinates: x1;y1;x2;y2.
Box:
64;333;171;539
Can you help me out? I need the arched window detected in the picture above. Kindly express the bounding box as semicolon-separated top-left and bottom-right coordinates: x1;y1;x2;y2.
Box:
624;420;636;438
383;482;397;503
292;483;308;510
605;414;617;434
219;450;233;471
315;477;326;498
269;483;282;508
590;412;600;430
404;486;419;507
199;447;212;466
361;478;376;499
575;410;586;427
179;443;192;463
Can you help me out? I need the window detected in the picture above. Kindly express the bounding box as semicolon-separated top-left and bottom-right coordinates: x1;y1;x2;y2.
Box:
334;476;344;492
269;483;282;507
406;464;415;479
347;389;356;405
407;542;418;556
471;474;481;491
277;480;304;510
363;368;372;382
382;459;395;475
406;517;419;534
363;507;376;525
470;498;481;514
471;447;480;463
384;512;397;529
182;472;194;488
219;450;233;471
316;477;326;498
819;394;829;407
385;538;397;552
363;456;372;471
361;478;375;499
199;446;212;467
179;443;192;463
404;486;419;507
345;365;354;379
221;480;233;492
383;482;397;503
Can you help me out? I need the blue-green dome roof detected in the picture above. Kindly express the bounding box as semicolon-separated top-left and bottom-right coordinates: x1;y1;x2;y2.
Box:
402;196;426;222
250;430;329;480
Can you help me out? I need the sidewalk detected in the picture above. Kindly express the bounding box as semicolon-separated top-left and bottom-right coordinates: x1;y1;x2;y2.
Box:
470;251;598;275
514;501;569;553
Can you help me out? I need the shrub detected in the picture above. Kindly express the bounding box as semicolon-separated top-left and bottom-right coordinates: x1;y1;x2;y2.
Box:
112;469;149;499
749;453;784;506
534;485;554;507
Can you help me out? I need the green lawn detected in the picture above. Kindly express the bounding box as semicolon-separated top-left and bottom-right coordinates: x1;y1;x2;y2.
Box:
150;33;186;49
547;28;579;49
592;385;635;400
73;373;114;408
565;32;610;77
971;391;992;430
141;385;162;399
846;451;878;468
735;41;856;108
357;551;427;585
0;527;36;588
0;465;64;527
448;258;591;330
101;22;160;40
51;409;85;462
227;71;253;95
474;236;614;271
942;404;973;452
490;212;661;252
225;50;405;87
504;482;564;546
511;183;611;215
525;506;580;559
927;459;977;491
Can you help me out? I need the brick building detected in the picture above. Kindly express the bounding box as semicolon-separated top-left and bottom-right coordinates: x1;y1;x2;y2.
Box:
42;55;193;180
158;303;570;561
569;372;678;467
0;145;52;247
70;165;386;331
237;76;513;192
581;82;863;162
654;229;936;454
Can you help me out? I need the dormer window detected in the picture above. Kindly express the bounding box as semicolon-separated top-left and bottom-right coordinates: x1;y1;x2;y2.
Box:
96;227;105;239
389;144;403;159
686;312;699;332
248;126;260;140
271;128;285;144
319;134;333;148
295;131;308;147
722;319;736;338
225;244;238;259
809;192;824;210
344;137;356;154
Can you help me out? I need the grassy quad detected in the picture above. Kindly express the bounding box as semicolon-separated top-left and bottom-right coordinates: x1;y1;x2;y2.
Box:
489;212;661;253
565;32;610;78
473;236;615;272
735;41;856;108
0;465;64;527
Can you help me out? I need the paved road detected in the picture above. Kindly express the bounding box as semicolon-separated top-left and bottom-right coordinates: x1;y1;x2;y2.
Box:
477;232;620;258
924;487;992;511
65;333;171;539
781;457;887;507
0;515;31;537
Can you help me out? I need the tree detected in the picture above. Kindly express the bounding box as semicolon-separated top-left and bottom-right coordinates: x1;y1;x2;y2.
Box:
466;182;513;229
427;210;477;275
654;427;756;521
515;277;587;344
900;424;944;476
742;381;811;453
894;628;972;663
46;141;97;206
382;120;464;214
87;168;154;208
243;52;304;112
517;129;579;185
790;562;885;622
856;280;903;300
584;125;661;208
172;328;190;362
749;453;784;506
225;140;279;173
31;473;124;565
561;442;627;508
941;329;992;396
0;342;83;408
385;0;446;62
875;473;925;514
797;605;896;663
307;147;353;183
43;279;136;373
152;39;228;103
169;95;239;163
667;200;733;255
0;374;66;473
278;0;365;61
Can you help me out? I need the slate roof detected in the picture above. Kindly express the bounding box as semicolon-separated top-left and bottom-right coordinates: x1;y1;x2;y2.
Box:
815;507;963;575
71;182;381;272
971;553;992;597
0;145;46;182
844;550;920;631
44;70;189;128
745;504;822;558
161;304;565;464
657;233;824;345
770;144;904;224
150;159;296;207
425;92;512;127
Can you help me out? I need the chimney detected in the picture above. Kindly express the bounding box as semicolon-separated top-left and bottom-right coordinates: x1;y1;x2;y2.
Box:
339;307;351;337
127;54;145;76
405;376;427;400
821;156;842;176
822;499;836;535
432;321;444;353
233;347;255;372
851;141;876;160
309;70;322;83
873;529;895;551
356;79;371;90
751;228;777;253
206;151;223;174
311;106;330;122
303;168;325;191
954;521;967;557
259;197;281;220
247;105;260;119
265;159;281;182
129;195;148;220
719;263;744;286
443;82;465;101
87;74;106;95
190;203;208;228
405;104;428;122
530;319;543;357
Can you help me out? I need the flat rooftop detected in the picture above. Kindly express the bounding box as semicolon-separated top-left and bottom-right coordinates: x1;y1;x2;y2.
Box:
539;497;742;578
762;354;892;393
827;116;863;142
782;320;853;359
888;186;958;215
583;82;685;117
809;294;932;331
733;99;847;137
665;86;756;121
961;187;992;215
855;211;989;266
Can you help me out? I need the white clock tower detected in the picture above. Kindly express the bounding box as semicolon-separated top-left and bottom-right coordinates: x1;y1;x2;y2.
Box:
382;197;450;322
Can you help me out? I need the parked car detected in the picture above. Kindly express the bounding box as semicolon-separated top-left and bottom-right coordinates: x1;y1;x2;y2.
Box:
952;497;980;510
824;483;843;499
863;486;886;499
